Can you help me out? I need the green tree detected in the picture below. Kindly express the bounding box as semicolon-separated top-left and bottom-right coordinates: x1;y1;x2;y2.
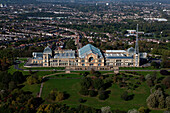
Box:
8;81;17;90
93;79;104;89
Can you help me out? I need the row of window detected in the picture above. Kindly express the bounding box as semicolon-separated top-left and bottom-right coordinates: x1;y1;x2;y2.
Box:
106;63;133;66
33;61;43;63
50;63;78;66
81;64;101;66
81;60;102;62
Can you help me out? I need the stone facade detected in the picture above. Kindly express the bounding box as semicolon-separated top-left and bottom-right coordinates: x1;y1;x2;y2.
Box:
31;44;141;68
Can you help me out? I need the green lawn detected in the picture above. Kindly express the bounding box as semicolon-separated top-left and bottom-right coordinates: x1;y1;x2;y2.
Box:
26;67;65;70
41;78;157;112
22;83;40;97
8;64;168;113
18;58;28;61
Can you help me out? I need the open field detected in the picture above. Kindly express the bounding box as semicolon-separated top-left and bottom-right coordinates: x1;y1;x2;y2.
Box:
40;78;157;112
25;71;168;112
11;62;169;113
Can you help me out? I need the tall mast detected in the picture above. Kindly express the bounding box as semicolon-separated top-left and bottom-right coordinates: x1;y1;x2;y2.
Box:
135;24;139;66
135;24;139;54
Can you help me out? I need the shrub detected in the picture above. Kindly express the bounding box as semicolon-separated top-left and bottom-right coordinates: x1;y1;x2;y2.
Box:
101;106;111;113
78;98;86;103
151;62;160;69
128;109;139;113
160;70;170;76
121;91;134;101
146;89;165;109
121;91;129;101
99;93;107;100
89;90;97;97
146;79;154;87
79;88;89;96
48;89;65;102
162;77;170;89
166;96;170;108
93;79;104;89
80;77;92;89
138;107;148;113
27;75;41;85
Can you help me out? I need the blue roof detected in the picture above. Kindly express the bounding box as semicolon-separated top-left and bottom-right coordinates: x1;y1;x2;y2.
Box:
43;46;52;54
78;44;103;58
54;50;75;58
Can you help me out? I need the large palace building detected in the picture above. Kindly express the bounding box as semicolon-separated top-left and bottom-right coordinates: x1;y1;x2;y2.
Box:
31;44;146;69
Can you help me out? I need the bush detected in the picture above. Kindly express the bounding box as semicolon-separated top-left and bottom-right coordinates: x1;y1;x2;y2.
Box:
89;90;97;97
151;62;160;69
93;79;104;89
99;93;107;100
146;79;154;87
121;91;134;101
79;88;89;96
138;107;148;113
128;109;139;113
78;98;86;103
27;75;41;85
48;89;65;102
162;77;170;89
121;91;129;101
160;70;170;76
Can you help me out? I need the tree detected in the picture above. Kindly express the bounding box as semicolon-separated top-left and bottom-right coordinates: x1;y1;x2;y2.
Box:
90;68;95;75
80;77;92;89
160;70;170;76
121;91;129;101
79;88;89;96
146;89;165;109
138;107;147;113
8;81;17;90
101;106;112;113
146;79;154;87
99;93;107;100
89;90;97;97
151;62;160;69
48;89;65;102
162;77;170;89
93;79;104;89
27;75;41;85
166;96;170;108
55;92;64;102
12;71;24;84
127;109;139;113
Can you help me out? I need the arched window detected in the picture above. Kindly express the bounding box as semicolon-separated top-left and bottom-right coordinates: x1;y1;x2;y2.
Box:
90;64;93;66
81;60;85;62
89;57;93;62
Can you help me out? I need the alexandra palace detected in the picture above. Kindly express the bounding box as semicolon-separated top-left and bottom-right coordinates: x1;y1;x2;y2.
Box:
31;44;147;70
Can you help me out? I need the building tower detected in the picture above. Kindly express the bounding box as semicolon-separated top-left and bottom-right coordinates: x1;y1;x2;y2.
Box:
134;24;139;67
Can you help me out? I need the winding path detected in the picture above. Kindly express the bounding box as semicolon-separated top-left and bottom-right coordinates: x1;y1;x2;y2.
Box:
37;72;80;97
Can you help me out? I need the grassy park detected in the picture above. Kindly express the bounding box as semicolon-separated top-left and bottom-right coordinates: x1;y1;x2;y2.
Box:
7;59;169;113
20;70;169;113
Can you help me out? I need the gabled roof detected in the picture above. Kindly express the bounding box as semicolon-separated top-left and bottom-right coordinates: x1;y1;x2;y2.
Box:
78;44;103;58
